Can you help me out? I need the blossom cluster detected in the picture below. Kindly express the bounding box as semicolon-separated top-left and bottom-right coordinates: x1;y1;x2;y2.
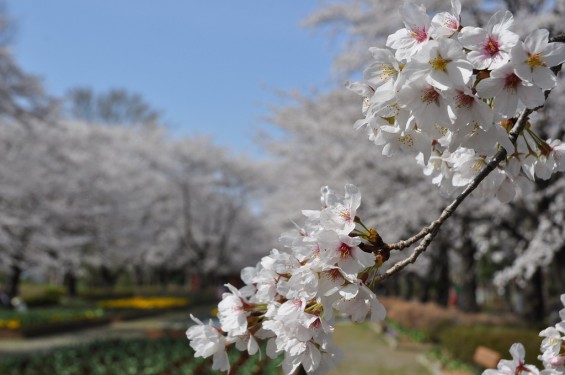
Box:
484;294;565;374
186;184;386;374
349;0;565;202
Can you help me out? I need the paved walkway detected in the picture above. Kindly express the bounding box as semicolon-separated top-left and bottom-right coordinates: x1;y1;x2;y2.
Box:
328;321;436;375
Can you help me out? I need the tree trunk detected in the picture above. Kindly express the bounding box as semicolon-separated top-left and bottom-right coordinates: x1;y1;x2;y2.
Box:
134;265;145;287
7;264;22;299
521;268;545;322
434;243;450;307
458;226;479;312
402;272;415;300
64;271;78;297
99;266;120;290
419;276;431;303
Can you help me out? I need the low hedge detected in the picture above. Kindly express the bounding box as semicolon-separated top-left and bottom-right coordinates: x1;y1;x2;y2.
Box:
22;286;65;307
0;307;105;329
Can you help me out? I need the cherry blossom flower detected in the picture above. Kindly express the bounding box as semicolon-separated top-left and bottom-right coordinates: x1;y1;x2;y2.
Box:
317;268;350;298
186;315;230;373
445;80;493;130
458;10;519;70
475;63;545;117
317;230;374;276
386;1;430;61
279;266;319;300
233;333;260;356
547;139;565;172
397;79;452;133
483;343;540;375
530;139;565;180
218;283;250;336
364;47;402;92
449;120;512;156
429;0;461;39
375;125;432;164
319;183;361;235
512;29;565;90
403;38;473;90
332;282;387;322
451;148;488;187
539;326;565;360
420;150;458;196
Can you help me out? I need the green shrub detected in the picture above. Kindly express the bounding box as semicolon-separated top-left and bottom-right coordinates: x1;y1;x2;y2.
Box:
437;324;542;368
78;288;134;301
23;286;65;307
0;307;105;329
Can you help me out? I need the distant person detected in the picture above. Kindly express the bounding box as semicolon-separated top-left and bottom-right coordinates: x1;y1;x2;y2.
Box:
11;297;28;312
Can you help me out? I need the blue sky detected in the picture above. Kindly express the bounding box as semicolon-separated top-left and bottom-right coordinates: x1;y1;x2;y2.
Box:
6;1;336;155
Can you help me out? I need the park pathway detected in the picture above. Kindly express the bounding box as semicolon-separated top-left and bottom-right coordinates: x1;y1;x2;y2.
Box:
328;321;435;375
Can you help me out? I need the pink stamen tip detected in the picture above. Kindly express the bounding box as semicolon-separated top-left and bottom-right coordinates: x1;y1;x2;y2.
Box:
339;243;353;259
456;92;474;109
504;73;521;90
411;27;428;43
483;37;500;56
327;269;342;281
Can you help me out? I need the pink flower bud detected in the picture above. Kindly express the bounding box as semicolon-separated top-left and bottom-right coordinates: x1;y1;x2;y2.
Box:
549;355;565;367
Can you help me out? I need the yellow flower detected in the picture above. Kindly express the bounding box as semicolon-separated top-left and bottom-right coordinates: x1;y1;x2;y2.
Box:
97;297;190;310
7;320;21;329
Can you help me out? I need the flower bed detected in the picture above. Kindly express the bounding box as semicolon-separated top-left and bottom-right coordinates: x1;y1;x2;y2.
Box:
97;296;191;321
97;296;190;310
0;308;108;338
0;297;191;337
0;337;282;375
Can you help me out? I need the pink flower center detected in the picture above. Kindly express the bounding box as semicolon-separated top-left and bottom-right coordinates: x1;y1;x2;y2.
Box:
456;92;474;109
339;243;353;259
422;87;440;106
504;73;521;90
410;27;428;43
483;37;500;56
326;268;342;281
338;209;352;223
515;361;532;374
313;243;320;256
310;318;321;329
444;17;458;30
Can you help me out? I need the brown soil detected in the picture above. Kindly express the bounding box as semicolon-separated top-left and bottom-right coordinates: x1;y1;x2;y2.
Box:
380;297;520;330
